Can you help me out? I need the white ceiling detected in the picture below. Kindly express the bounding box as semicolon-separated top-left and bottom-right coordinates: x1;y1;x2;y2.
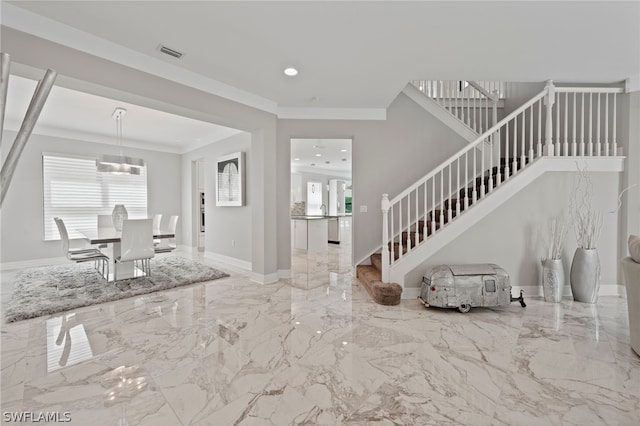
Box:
3;75;243;153
4;1;639;114
1;1;638;153
291;138;352;177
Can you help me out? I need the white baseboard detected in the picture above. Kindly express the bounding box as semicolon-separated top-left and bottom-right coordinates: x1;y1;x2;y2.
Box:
203;251;251;271
513;284;624;298
402;287;421;299
251;272;279;284
403;284;625;301
0;256;68;271
278;269;291;279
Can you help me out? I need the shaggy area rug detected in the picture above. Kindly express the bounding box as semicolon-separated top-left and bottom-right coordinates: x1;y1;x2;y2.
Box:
5;255;229;322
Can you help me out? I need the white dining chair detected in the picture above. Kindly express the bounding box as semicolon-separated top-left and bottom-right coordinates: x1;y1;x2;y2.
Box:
54;217;109;278
115;218;155;281
97;214;113;249
154;215;179;253
152;214;162;231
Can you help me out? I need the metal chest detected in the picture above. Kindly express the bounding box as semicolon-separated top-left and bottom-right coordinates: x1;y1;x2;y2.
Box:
419;264;522;313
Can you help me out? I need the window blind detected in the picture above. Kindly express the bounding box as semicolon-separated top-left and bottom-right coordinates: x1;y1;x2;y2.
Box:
43;154;148;240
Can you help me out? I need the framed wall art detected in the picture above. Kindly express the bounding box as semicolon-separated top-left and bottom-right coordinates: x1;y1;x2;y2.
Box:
216;151;244;206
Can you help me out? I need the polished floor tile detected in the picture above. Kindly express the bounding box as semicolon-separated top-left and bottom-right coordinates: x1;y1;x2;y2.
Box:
1;237;639;425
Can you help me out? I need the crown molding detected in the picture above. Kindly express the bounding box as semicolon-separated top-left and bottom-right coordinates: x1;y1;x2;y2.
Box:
278;107;387;121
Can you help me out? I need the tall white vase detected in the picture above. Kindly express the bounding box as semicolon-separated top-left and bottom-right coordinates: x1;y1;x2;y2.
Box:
112;204;128;231
542;258;564;303
570;248;600;303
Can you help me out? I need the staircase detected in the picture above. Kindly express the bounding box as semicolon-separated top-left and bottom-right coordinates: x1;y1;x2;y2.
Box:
357;80;624;304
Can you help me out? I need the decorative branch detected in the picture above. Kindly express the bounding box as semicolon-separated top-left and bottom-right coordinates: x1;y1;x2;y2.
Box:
569;161;603;249
545;216;568;260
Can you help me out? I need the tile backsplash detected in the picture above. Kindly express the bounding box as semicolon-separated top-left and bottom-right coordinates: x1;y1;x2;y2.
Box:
291;202;306;216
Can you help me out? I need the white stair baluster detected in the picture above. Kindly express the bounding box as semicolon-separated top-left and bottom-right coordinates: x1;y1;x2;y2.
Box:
423;182;427;239
456;157;461;213
472;88;477;132
398;201;403;259
537;99;543;157
613;93;617;155
481;141;486;198
440;170;445;228
464;152;469;209
529;105;534;161
415;188;419;248
580;93;585;156
406;195;411;252
563;92;569;156
466;85;471;127
447;164;452;222
513;115;518;172
589;93;593;156
596;93;601;156
521;111;526;167
489;136;494;193
472;146;478;203
605;93;609;156
431;176;436;235
555;91;560;155
505;122;510;181
571;92;578;157
390;206;395;263
496;128;502;186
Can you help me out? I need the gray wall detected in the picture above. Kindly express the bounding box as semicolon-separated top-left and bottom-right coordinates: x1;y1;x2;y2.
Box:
277;92;470;268
405;171;622;290
0;131;181;263
2;27;280;279
181;132;252;263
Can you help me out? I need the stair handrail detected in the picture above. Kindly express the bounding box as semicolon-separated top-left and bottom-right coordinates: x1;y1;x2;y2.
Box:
388;89;548;206
467;81;496;100
411;80;499;135
381;81;624;282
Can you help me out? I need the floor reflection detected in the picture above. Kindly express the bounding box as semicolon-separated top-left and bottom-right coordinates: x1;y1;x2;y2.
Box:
46;314;93;372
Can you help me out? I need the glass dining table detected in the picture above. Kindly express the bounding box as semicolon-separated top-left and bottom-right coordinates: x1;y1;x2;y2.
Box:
78;226;175;282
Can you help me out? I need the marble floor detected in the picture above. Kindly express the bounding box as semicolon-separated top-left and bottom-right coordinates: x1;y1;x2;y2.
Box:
1;236;639;425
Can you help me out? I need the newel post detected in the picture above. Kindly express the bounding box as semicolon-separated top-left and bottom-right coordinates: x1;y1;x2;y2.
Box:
381;193;390;282
544;80;556;156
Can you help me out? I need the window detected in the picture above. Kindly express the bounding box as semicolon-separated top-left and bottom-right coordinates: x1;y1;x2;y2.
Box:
484;279;496;292
42;153;147;240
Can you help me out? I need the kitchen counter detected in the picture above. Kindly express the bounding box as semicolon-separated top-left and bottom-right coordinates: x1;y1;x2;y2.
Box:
291;217;328;252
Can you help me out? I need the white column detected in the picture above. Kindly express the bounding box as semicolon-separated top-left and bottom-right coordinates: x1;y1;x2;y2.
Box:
544;80;556;156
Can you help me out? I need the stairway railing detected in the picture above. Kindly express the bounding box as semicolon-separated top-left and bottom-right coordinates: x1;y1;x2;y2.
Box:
380;81;623;282
410;80;501;135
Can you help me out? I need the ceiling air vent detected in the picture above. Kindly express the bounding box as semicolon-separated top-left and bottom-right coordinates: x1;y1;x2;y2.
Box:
158;44;183;59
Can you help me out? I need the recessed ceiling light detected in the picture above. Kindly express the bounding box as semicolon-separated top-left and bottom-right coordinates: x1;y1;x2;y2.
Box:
340;149;348;152
284;67;298;76
294;158;300;161
315;154;322;157
311;163;316;166
325;161;330;164
341;158;347;161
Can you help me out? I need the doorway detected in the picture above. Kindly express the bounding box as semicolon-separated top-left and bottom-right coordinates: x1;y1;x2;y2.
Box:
290;138;353;289
192;158;205;252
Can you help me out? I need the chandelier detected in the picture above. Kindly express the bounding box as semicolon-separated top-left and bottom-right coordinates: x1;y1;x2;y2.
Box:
96;107;145;175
